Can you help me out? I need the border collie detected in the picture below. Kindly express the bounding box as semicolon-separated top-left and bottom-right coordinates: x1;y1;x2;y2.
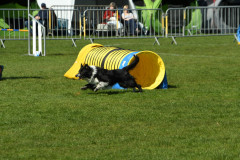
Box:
75;55;142;92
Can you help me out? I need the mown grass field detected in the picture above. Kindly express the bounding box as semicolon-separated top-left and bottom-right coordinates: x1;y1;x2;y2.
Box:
0;36;239;159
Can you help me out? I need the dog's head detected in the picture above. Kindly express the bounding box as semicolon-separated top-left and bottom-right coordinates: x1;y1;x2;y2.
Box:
75;64;93;80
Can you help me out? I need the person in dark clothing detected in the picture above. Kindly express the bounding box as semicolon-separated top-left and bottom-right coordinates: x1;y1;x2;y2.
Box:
197;0;208;6
35;3;48;25
25;3;48;35
0;65;3;80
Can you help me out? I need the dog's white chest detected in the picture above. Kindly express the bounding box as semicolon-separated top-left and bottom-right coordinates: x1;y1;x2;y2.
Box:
89;77;99;84
92;78;100;84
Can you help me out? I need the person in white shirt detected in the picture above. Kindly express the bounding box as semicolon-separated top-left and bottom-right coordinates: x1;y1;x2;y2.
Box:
121;5;138;35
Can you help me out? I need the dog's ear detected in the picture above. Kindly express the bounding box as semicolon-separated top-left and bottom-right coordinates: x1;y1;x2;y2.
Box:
81;64;83;68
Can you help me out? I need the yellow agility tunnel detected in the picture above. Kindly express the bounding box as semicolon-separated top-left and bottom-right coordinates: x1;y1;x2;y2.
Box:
64;43;168;89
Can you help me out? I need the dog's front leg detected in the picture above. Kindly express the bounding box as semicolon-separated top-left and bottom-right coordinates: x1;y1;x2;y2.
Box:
81;83;95;90
93;82;109;92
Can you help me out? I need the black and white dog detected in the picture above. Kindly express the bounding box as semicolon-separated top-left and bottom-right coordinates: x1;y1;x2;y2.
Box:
75;55;142;92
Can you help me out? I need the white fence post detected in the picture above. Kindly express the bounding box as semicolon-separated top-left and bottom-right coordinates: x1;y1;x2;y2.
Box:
32;19;37;56
29;14;46;56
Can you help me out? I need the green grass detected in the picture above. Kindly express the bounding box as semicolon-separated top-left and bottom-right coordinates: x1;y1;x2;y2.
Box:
0;36;239;159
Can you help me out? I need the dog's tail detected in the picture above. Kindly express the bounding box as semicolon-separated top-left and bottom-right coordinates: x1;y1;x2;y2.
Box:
123;55;139;71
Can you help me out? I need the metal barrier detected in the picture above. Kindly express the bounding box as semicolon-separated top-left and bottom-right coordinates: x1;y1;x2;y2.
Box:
82;8;164;44
0;9;29;41
0;8;79;40
165;6;240;44
1;6;240;47
45;8;82;41
0;8;83;47
0;6;108;47
49;5;108;38
50;5;107;11
165;8;185;38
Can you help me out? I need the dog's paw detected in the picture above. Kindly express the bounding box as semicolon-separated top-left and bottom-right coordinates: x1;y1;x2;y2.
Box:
94;88;99;92
133;87;143;93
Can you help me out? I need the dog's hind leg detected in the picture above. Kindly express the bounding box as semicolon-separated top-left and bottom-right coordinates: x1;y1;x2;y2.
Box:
133;84;142;92
133;87;136;92
137;84;142;92
125;80;142;92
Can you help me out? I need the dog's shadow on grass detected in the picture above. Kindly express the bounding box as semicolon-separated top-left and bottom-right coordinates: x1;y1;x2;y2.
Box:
167;85;177;89
48;53;76;56
87;90;134;95
1;76;43;80
86;85;177;95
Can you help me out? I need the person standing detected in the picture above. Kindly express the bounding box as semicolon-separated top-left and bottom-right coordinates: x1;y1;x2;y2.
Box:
0;65;4;80
25;3;48;35
34;3;48;25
